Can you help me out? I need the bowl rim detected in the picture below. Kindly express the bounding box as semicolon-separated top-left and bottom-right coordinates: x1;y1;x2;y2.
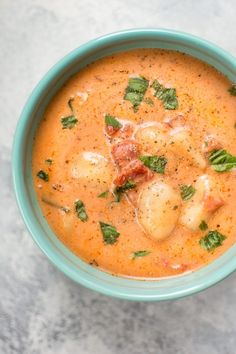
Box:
12;28;236;301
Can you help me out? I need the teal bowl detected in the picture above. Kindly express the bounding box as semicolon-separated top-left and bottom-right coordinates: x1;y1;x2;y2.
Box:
12;29;236;301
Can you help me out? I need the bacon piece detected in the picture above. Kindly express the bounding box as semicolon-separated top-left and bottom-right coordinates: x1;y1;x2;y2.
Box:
203;195;225;213
203;136;222;154
114;159;153;186
106;125;120;135
112;140;140;168
112;139;153;186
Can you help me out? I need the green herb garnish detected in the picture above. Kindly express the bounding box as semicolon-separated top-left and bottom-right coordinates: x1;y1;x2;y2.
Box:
132;250;151;259
61;116;78;129
139;155;167;174
199;220;208;231
124;76;149;112
208;149;236;172
99;222;120;244
180;185;196;201
75;200;88;222
105;114;122;129
199;230;226;252
228;84;236;96
98;190;109;198
151;79;178;109
45;159;53;165
37;170;49;182
113;180;136;202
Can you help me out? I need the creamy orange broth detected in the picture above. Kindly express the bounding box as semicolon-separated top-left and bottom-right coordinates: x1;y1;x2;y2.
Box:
32;49;236;278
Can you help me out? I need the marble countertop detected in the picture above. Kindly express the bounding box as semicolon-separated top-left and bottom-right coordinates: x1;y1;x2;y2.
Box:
1;1;236;353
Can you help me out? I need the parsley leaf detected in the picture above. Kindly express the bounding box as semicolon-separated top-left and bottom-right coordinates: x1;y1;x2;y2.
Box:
75;200;88;222
180;185;196;201
228;84;236;96
61;115;78;129
151;80;178;110
208;149;236;172
199;220;208;231
99;222;120;244
124;76;149;112
37;170;49;182
105;114;122;129
113;180;136;202
45;159;53;165
132;250;151;259
199;230;226;252
139;155;167;174
98;190;109;198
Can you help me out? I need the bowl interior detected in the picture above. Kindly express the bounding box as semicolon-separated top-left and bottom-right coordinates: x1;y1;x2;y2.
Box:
13;29;236;301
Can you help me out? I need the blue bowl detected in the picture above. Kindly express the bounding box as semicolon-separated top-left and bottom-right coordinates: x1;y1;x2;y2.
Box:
12;29;236;301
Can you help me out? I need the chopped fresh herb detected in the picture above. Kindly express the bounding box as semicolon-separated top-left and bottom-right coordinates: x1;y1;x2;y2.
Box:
61;115;78;129
199;230;226;252
139;155;167;174
180;185;196;201
99;222;120;244
42;196;70;213
151;79;178;110
45;159;53;165
98;190;109;198
105;114;122;129
75;200;88;222
144;97;154;106
37;170;49;182
228;84;236;96
208;149;236;172
113;180;136;202
132;250;151;259
199;220;208;231
124;76;149;112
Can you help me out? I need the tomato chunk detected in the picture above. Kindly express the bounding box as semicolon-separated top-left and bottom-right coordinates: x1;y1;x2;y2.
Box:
204;195;225;213
112;140;140;168
203;136;222;154
112;140;153;186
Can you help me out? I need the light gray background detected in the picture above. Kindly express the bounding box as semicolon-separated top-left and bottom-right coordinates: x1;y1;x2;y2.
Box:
1;1;236;353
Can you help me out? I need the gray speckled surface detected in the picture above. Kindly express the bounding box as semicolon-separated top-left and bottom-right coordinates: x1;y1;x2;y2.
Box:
1;0;236;353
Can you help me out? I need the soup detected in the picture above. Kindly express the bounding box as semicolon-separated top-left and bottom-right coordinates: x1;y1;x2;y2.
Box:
32;49;236;278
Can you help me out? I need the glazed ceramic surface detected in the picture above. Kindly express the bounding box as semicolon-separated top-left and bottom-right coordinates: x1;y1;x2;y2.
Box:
12;29;236;301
